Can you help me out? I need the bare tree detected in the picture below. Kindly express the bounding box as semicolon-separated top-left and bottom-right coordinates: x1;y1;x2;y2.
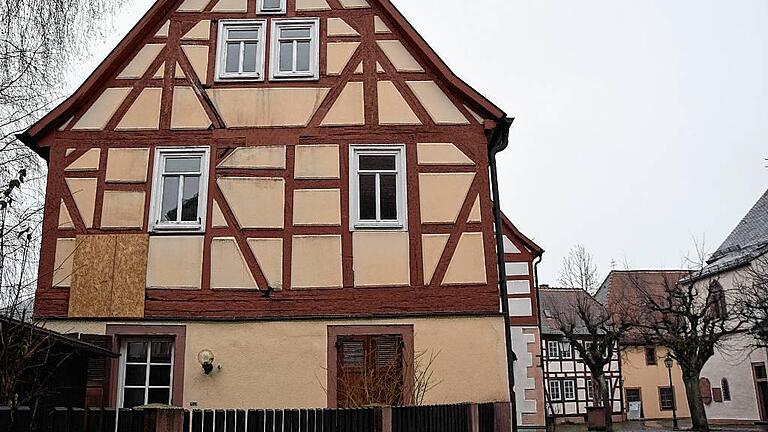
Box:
559;244;601;294
620;255;750;432
734;254;768;346
0;0;128;411
545;291;629;431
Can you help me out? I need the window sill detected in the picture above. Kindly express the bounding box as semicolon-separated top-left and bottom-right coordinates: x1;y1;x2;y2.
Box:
269;74;319;81
150;225;205;234
351;223;406;232
215;75;265;82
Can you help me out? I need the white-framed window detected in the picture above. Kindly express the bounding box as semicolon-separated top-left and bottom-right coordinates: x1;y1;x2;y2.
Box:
349;145;408;230
561;341;573;359
118;339;174;408
150;147;210;232
563;379;576;401
586;379;595;400
548;380;562;401
216;20;267;81
547;340;560;359
258;0;286;14
270;18;320;80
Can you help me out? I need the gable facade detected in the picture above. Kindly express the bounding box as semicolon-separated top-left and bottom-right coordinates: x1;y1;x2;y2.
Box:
28;0;518;411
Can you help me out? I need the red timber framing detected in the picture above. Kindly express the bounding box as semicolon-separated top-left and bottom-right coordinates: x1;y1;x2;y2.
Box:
500;214;543;326
26;0;517;321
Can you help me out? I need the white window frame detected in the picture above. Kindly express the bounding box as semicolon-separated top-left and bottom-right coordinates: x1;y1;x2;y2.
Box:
216;20;267;81
563;379;576;401
349;145;408;231
117;339;175;408
149;147;210;233
547;340;560;359
561;341;573;359
586;379;594;401
257;0;287;14
549;380;562;401
269;18;320;81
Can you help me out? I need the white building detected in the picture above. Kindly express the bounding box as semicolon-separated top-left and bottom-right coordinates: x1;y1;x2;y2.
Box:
686;189;768;422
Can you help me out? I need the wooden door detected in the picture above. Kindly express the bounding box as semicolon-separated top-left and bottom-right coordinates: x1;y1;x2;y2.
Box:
336;334;404;408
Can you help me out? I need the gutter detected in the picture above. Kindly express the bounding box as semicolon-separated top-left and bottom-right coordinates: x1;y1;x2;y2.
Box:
487;117;518;432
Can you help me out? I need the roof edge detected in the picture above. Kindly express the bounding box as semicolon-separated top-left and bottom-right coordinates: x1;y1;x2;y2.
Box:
22;0;507;151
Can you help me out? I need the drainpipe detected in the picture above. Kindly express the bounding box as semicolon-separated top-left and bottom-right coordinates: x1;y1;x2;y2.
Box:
533;255;547;430
488;117;518;432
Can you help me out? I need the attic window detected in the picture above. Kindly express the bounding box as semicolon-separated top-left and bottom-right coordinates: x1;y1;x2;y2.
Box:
270;19;320;80
258;0;286;14
544;309;554;318
216;20;266;81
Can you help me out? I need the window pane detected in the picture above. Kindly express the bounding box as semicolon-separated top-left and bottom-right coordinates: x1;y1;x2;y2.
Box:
280;28;311;39
127;342;148;362
165;157;201;173
379;174;397;220
151;342;173;363
149;365;172;386
242;42;258;72
295;41;310;71
123;388;145;408
160;176;179;223
262;0;282;9
229;29;259;40
358;174;376;220
225;42;241;73
148;388;171;405
359;155;396;171
125;365;147;386
279;41;293;72
181;176;200;222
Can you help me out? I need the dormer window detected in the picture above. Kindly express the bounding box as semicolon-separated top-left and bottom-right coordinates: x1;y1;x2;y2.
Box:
258;0;286;14
270;19;320;80
216;20;266;81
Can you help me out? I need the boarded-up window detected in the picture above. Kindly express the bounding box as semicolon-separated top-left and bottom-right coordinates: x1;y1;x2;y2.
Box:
336;334;404;408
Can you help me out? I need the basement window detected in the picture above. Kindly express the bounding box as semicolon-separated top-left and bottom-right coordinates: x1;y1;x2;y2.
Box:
349;145;407;230
258;0;286;14
150;147;210;232
216;20;267;80
270;19;320;80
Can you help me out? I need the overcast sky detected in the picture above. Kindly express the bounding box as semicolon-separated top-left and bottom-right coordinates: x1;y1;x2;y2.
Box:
70;0;768;285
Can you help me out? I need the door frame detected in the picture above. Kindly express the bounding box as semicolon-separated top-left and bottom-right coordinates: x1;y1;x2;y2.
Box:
752;361;768;421
327;325;414;408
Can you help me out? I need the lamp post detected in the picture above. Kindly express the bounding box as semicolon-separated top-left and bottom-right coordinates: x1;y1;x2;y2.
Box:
664;352;679;430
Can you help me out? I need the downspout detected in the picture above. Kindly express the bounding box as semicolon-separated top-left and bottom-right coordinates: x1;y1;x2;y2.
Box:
488;117;518;432
533;255;547;430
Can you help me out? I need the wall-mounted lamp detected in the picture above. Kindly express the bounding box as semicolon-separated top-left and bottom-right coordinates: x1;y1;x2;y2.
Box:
197;349;216;375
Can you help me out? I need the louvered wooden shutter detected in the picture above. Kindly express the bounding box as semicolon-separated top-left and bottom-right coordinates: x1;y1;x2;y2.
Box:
78;334;113;407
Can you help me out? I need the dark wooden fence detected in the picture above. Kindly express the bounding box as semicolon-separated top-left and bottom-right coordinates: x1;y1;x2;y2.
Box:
0;402;510;432
186;407;377;432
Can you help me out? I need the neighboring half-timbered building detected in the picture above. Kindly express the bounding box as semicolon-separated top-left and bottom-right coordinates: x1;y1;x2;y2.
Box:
21;0;527;413
539;288;623;423
501;216;546;428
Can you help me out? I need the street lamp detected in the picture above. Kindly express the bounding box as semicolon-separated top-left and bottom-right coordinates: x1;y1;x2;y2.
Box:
664;352;679;430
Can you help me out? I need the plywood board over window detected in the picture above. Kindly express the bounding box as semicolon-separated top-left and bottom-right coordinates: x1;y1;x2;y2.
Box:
69;234;148;318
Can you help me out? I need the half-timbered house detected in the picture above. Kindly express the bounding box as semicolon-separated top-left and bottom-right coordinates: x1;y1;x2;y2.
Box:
501;216;546;428
21;0;529;415
539;288;623;424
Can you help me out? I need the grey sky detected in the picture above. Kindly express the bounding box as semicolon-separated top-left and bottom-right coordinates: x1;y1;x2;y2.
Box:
69;0;768;285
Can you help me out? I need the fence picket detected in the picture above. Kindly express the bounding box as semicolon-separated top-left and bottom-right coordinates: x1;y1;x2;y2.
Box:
225;409;236;432
203;410;214;432
246;410;264;432
191;409;203;432
236;410;246;432
265;410;275;432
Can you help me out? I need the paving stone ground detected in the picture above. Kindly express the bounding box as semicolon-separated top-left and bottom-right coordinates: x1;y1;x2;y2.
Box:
551;420;768;432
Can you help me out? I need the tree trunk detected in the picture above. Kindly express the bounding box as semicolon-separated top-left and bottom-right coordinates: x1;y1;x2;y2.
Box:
596;373;613;432
684;373;709;432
